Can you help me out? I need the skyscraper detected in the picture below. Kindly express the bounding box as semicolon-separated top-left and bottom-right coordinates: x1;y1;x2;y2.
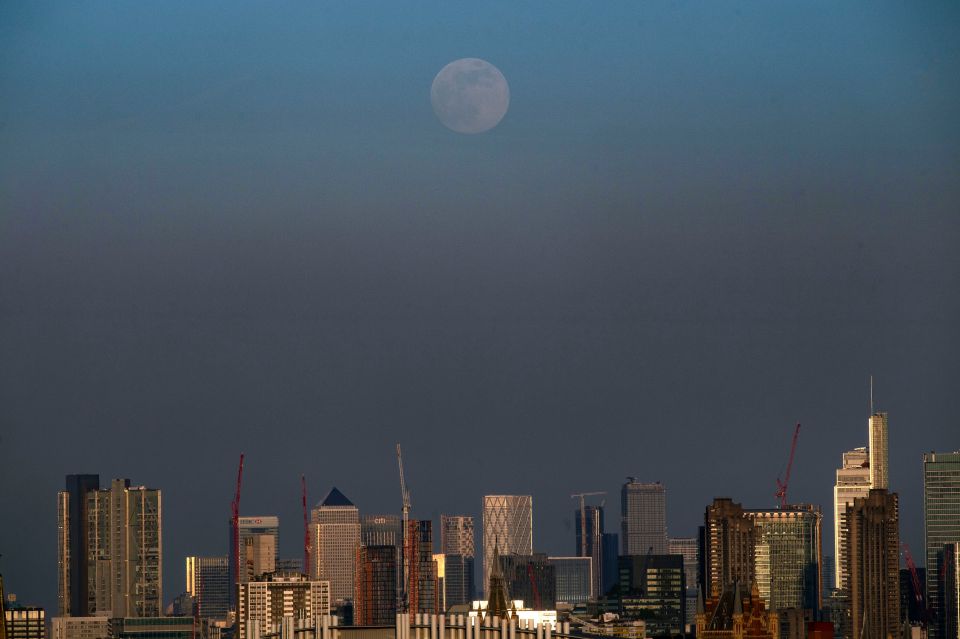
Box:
601;533;620;597
58;477;162;618
834;447;871;592
868;412;889;490
58;474;100;617
361;515;403;548
620;479;667;555
500;553;556;610
185;556;230;620
575;505;604;599
846;489;900;639
235;516;279;583
942;543;959;639
704;498;755;597
405;520;438;618
746;504;823;613
355;545;398;625
310;487;360;604
440;515;475;558
669;537;699;631
615;554;686;637
436;554;473;611
548;557;592;605
924;451;960;639
482;495;533;594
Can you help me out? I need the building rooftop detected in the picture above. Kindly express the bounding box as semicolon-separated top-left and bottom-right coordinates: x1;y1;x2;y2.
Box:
319;487;354;507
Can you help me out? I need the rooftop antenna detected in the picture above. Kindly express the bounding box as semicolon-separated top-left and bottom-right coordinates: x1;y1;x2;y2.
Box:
870;375;874;415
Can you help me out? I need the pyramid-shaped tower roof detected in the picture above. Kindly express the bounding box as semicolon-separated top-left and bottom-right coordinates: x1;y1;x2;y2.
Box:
319;486;354;507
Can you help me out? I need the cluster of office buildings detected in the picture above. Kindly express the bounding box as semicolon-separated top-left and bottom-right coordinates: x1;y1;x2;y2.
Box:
2;409;959;639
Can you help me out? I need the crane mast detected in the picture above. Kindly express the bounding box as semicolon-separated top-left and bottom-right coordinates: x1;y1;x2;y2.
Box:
396;444;411;614
774;423;801;509
231;453;245;616
570;491;606;556
302;474;311;577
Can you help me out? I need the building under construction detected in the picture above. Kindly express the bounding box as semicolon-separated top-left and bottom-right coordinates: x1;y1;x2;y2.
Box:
354;546;398;626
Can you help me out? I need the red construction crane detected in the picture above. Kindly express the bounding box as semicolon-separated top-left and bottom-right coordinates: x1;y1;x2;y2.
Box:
301;474;311;576
774;423;801;509
527;563;542;610
231;453;245;589
902;542;927;625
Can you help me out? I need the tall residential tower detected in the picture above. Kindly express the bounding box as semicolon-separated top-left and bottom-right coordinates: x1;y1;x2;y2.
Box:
57;477;162;618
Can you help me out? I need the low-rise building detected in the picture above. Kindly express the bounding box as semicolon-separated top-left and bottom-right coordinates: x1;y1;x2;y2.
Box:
51;617;110;639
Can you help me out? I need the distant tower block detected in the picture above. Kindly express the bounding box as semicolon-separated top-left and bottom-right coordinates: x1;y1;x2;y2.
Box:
620;479;668;555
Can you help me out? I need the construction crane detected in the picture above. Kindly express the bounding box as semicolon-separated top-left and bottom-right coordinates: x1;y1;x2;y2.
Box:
527;563;542;610
774;423;801;509
396;444;412;614
902;542;927;626
301;474;310;576
231;453;245;587
570;491;606;556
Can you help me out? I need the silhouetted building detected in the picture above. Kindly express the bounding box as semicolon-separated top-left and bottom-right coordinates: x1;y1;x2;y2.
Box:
705;498;755;597
354;545;397;625
406;520;438;618
621;480;667;556
940;542;959;639
670;537;699;633
310;488;360;604
548;557;592;605
924;451;960;639
900;567;926;625
501;553;555;611
602;533;620;597
485;543;512;620
615;554;685;637
438;554;474;610
482;496;533;595
58;474;100;617
822;556;835;597
576;505;605;599
846;489;900;639
746;504;823;613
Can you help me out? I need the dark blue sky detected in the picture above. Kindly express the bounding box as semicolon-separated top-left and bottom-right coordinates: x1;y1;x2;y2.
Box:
1;1;958;613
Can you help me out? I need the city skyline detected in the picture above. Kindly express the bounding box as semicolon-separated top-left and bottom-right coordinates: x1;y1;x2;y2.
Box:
1;0;958;630
11;437;954;619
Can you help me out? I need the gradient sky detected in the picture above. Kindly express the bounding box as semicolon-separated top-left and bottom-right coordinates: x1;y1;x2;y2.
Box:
1;1;958;613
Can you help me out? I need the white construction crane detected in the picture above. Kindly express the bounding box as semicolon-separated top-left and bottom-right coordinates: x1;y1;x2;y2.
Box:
570;491;606;556
396;444;412;614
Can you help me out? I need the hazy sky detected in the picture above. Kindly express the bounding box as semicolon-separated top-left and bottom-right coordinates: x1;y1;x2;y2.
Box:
1;1;958;613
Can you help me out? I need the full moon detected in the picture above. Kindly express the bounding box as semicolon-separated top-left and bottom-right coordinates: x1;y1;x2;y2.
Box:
430;58;510;134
